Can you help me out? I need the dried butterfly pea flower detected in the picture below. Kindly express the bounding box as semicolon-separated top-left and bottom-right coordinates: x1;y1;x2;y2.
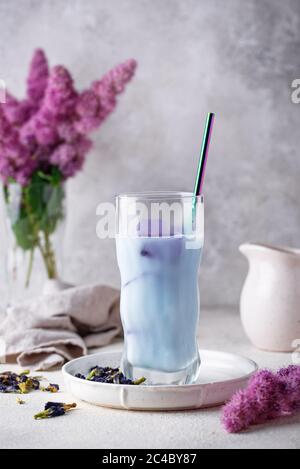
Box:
74;373;86;380
41;383;59;393
31;379;41;390
76;366;145;385
18;382;30;394
16;397;26;405
85;368;98;381
18;377;40;394
0;370;44;394
34;402;77;419
132;377;146;385
0;372;22;393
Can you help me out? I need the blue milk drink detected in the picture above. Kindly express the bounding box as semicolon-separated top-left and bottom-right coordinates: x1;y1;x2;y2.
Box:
116;192;204;385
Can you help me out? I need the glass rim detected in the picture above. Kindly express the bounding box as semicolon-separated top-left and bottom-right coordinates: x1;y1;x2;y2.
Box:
116;191;204;201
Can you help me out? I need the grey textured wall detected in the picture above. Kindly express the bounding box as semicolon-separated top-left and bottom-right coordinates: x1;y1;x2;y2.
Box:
0;0;300;307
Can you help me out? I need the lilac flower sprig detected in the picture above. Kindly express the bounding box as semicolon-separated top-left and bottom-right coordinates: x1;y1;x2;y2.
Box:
0;49;137;184
0;50;136;285
222;365;300;433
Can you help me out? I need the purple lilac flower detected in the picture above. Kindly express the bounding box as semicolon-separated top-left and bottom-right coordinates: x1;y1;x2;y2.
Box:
43;65;77;117
76;58;137;133
277;365;300;413
0;106;39;184
0;106;13;142
27;48;49;104
57;121;80;142
22;110;58;147
0;50;137;184
2;93;33;126
50;136;92;178
222;365;300;433
76;89;100;118
21;66;77;147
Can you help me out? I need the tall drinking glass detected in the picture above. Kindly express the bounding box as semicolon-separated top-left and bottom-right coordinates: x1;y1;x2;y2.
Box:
116;192;204;385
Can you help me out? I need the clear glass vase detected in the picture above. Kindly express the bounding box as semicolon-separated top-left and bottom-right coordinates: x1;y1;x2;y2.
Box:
2;177;66;305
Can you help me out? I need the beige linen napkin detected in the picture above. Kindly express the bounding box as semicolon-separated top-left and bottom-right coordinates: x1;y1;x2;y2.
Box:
0;284;121;370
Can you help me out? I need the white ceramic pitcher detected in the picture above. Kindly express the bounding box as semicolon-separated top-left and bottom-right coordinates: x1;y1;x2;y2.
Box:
239;243;300;352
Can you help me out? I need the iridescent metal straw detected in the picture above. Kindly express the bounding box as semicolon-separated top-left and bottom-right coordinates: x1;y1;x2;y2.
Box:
193;112;215;197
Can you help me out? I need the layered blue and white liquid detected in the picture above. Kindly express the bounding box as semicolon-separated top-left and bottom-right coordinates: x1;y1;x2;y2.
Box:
116;234;202;385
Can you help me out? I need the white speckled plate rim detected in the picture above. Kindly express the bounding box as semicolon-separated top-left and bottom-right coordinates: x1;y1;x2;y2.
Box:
62;350;258;411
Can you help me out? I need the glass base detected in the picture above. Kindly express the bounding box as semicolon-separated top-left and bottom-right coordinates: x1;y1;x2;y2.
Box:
121;352;201;385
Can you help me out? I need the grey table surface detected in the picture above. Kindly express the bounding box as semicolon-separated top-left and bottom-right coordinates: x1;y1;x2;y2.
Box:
0;307;299;449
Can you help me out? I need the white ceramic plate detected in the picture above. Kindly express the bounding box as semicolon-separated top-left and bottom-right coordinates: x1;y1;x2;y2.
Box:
62;350;257;411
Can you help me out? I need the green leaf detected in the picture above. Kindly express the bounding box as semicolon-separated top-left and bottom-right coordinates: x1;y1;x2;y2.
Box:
50;166;62;186
12;216;37;250
40;184;65;234
25;174;45;221
6;168;64;251
24;170;64;234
